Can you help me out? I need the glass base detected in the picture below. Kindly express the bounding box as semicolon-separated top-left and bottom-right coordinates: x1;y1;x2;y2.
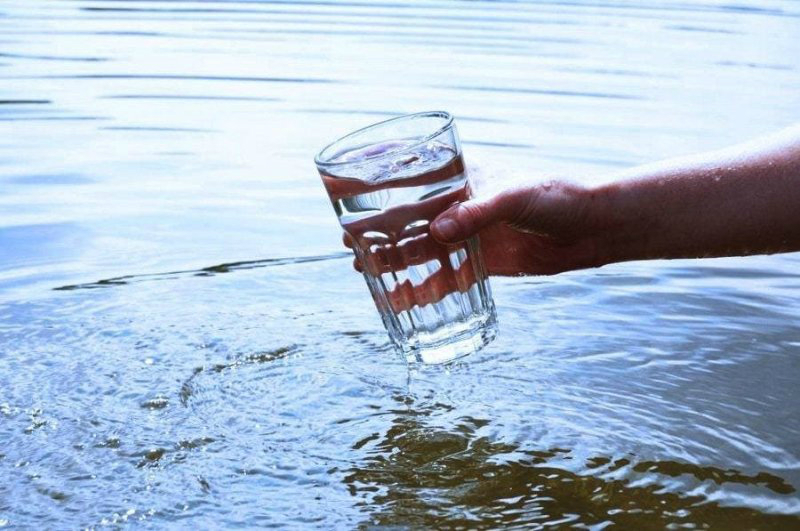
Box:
398;311;498;365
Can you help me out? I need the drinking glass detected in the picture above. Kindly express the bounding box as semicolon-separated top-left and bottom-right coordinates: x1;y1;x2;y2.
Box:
315;111;497;364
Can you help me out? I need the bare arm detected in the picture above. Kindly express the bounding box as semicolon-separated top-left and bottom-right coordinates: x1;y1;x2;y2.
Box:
428;125;800;275
593;125;800;265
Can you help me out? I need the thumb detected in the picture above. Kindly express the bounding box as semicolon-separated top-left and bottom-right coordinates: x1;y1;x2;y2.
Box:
430;189;529;244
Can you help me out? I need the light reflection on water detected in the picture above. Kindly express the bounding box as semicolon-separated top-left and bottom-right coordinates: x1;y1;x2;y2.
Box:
1;0;799;527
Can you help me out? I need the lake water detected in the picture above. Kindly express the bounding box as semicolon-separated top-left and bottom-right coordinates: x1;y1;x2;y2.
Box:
1;0;800;528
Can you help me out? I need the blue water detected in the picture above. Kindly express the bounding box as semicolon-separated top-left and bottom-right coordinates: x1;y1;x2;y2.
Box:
1;0;800;527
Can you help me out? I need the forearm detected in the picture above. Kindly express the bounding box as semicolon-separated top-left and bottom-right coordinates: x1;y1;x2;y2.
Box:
592;126;800;265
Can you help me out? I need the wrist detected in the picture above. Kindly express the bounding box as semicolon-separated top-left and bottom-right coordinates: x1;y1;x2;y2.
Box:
583;180;652;268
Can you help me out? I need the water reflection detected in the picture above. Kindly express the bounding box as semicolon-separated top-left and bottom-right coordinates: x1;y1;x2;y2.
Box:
346;396;797;528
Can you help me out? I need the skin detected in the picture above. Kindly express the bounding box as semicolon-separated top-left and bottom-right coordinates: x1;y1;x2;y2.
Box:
346;124;800;277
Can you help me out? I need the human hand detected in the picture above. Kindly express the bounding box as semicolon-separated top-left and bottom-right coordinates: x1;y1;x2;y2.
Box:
427;181;605;276
345;179;606;278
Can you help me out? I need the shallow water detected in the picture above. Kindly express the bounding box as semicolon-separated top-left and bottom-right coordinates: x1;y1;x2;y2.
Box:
1;0;800;528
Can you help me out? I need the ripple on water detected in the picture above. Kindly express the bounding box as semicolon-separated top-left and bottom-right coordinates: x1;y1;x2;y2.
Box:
1;0;800;527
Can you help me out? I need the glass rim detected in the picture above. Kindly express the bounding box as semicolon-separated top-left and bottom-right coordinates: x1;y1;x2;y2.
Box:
314;110;454;171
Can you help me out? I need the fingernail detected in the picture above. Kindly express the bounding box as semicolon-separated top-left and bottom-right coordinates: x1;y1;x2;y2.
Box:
433;217;459;240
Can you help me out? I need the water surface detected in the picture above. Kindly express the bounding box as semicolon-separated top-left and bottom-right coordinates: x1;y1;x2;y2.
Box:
1;0;800;527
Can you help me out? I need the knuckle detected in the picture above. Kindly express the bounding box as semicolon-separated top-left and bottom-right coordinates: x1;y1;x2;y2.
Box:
457;202;485;229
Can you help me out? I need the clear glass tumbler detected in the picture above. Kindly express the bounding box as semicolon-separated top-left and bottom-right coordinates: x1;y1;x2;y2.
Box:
315;111;497;364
